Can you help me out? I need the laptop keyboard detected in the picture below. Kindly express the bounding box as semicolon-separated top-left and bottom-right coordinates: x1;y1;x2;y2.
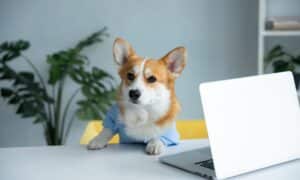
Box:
195;159;215;170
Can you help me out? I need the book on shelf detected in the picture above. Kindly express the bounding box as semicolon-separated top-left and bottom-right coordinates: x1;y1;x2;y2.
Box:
266;16;300;30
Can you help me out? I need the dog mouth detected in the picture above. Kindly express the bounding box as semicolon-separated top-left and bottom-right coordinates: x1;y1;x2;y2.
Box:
130;99;139;104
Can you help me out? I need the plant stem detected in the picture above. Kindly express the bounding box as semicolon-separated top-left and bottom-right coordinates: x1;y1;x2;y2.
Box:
21;55;47;89
51;85;56;127
63;112;76;144
54;77;65;144
41;120;56;145
22;54;54;126
59;88;80;142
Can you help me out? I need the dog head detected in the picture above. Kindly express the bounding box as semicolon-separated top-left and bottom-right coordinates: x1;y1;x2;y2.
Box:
113;37;186;108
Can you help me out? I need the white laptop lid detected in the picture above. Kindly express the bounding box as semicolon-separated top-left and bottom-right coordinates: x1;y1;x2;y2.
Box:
199;72;300;179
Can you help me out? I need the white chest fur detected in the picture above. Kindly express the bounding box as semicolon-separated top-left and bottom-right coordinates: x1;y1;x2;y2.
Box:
119;98;171;140
124;122;164;140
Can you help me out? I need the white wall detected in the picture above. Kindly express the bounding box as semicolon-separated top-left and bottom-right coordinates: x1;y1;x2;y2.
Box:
0;0;258;147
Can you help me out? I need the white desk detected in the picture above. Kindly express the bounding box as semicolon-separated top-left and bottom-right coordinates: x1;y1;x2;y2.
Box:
0;139;299;180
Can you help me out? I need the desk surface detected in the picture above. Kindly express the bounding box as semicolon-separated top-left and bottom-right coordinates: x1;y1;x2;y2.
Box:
0;139;299;180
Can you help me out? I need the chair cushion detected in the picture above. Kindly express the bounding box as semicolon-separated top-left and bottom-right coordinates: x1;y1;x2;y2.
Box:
80;120;208;145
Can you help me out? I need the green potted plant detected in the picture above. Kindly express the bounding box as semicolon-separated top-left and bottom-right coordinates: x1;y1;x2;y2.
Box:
0;27;116;145
264;45;300;89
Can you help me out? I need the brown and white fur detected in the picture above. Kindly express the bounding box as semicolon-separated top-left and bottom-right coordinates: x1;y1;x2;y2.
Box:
87;38;186;155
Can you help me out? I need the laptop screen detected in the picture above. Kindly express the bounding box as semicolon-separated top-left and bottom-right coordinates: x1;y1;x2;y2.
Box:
200;72;300;179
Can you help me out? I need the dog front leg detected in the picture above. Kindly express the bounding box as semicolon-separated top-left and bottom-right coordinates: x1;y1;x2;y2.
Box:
87;128;114;150
145;138;165;155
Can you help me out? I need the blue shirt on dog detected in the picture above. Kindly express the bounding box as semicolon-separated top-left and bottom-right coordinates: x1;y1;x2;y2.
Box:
103;104;180;146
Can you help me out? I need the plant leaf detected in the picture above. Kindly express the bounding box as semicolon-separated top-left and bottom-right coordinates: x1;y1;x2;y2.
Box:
264;45;284;63
15;40;30;50
273;60;295;72
8;95;20;104
1;88;14;97
292;55;300;65
0;68;15;80
19;72;34;81
76;103;100;120
48;65;63;84
2;51;20;62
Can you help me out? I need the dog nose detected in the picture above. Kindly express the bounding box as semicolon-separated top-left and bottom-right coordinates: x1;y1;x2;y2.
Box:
129;89;141;101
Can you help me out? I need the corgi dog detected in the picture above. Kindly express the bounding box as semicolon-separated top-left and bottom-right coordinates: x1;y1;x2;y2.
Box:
87;38;187;155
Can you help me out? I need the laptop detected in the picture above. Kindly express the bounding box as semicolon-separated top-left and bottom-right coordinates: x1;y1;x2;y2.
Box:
160;72;300;179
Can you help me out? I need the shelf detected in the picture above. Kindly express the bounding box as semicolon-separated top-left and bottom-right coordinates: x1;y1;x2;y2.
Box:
257;0;300;74
262;30;300;37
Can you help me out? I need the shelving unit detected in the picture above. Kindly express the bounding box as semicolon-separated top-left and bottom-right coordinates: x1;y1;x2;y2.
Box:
262;30;300;37
257;0;300;74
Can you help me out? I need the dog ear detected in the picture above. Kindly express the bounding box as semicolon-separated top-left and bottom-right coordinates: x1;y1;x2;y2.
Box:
162;47;187;78
113;37;135;65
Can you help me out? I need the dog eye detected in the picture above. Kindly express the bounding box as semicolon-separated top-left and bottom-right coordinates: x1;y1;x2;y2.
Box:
127;73;135;81
147;76;156;83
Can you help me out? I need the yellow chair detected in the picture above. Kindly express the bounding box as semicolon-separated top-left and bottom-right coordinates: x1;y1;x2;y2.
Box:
80;120;208;145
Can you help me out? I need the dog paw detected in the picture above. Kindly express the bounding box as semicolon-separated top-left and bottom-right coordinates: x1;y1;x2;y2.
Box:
145;139;165;155
87;139;107;150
